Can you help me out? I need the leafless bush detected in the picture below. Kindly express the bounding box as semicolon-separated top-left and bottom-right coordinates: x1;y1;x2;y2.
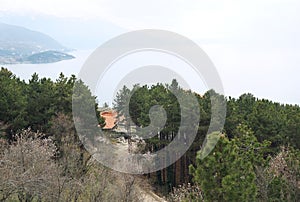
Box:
0;129;62;201
168;183;204;202
269;147;298;185
0;119;165;201
256;146;300;201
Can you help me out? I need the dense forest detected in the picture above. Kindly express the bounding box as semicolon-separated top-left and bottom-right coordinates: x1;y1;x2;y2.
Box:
0;67;299;201
115;79;300;201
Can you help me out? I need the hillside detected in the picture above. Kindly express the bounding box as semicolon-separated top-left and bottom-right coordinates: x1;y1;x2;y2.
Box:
0;23;74;64
25;50;75;64
0;70;299;201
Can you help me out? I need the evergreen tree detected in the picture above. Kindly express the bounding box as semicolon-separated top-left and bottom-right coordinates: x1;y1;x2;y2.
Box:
190;125;270;201
0;68;27;135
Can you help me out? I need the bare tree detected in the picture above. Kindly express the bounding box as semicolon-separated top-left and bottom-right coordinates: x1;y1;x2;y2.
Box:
0;129;61;201
168;183;203;202
0;116;164;201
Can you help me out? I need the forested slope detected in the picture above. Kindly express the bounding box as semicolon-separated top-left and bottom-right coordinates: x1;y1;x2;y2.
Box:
0;68;299;201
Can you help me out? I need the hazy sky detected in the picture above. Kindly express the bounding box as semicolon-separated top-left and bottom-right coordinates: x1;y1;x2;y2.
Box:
1;0;299;104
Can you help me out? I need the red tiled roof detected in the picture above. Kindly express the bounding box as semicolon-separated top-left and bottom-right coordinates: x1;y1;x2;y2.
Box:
100;110;117;130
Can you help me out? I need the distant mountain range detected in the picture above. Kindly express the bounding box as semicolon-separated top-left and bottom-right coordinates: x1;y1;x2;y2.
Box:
0;23;75;64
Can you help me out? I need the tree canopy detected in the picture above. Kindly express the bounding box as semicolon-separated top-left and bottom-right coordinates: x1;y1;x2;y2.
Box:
1;68;299;201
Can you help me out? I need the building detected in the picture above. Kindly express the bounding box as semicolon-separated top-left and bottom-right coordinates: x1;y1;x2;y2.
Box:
99;108;136;134
100;110;117;130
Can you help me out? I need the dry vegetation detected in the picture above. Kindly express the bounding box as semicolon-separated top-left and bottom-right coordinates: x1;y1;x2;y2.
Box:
0;121;158;202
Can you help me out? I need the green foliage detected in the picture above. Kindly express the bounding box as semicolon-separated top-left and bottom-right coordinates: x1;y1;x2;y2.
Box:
26;73;55;131
225;94;300;150
1;68;300;201
190;125;270;202
53;73;76;114
0;68;27;133
113;79;300;197
0;68;104;136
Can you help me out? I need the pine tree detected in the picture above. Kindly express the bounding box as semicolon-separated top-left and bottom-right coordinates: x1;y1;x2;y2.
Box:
190;125;269;201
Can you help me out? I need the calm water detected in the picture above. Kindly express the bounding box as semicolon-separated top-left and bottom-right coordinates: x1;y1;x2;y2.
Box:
3;50;93;81
3;50;116;105
2;49;208;105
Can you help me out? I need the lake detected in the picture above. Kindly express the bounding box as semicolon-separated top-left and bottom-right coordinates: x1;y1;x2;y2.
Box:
2;49;209;106
3;50;93;82
2;50;117;105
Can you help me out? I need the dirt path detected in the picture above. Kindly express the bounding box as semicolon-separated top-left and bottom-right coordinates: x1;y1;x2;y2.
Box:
113;139;166;202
